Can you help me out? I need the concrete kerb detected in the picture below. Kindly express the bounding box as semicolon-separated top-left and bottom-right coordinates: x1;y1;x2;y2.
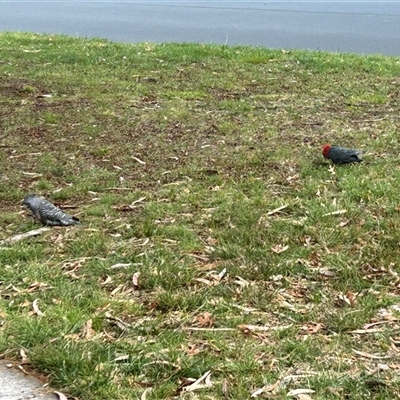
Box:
0;360;57;399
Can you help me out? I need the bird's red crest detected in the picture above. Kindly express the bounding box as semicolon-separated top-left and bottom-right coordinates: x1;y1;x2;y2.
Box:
321;144;332;158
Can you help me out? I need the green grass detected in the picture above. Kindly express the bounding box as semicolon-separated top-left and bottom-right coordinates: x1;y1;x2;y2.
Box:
1;32;400;399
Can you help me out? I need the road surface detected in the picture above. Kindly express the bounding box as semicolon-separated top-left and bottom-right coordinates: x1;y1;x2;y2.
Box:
0;1;400;55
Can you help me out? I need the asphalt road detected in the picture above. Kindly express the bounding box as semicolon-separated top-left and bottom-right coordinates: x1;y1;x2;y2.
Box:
1;1;400;56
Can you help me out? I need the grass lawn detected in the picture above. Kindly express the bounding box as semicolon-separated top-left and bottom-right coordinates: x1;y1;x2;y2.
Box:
1;32;400;399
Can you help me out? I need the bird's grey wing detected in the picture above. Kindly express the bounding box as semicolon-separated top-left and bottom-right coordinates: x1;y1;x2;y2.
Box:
343;147;361;156
341;148;362;162
330;147;362;163
38;200;79;226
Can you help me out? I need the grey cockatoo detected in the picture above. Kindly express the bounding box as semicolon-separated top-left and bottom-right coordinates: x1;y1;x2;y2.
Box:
22;194;80;226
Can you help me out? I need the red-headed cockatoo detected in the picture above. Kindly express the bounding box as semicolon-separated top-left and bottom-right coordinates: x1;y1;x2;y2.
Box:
322;144;362;165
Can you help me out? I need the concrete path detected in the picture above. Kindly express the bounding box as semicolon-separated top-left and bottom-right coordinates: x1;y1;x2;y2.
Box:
0;361;57;400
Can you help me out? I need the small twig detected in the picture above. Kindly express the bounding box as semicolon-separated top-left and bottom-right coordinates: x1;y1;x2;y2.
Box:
322;209;347;217
352;117;385;123
181;327;235;332
132;156;146;165
238;324;293;332
352;349;392;360
9;152;42;159
110;263;132;270
267;204;288;216
104;187;135;191
350;328;385;334
0;227;50;245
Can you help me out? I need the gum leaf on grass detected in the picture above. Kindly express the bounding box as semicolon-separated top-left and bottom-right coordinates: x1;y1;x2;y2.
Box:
195;268;227;286
31;299;45;316
271;244;289;254
180;370;212;393
54;391;69;400
81;319;96;340
141;388;152;400
337;290;358;307
252;371;318;397
110;263;132;269
301;323;325;334
132;272;141;288
194;312;214;328
186;343;204;356
19;348;30;365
